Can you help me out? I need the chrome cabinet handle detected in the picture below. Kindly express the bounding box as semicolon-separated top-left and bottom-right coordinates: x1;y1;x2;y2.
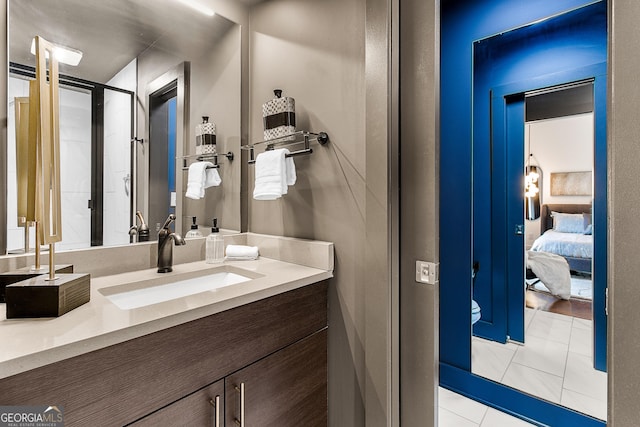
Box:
209;395;220;427
234;383;245;427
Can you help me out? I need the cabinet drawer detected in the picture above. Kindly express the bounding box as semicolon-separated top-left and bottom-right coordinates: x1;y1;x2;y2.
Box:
130;380;224;427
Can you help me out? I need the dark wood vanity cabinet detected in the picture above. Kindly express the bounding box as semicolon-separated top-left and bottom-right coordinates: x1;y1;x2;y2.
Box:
225;329;327;427
131;330;327;427
131;380;225;426
0;281;328;426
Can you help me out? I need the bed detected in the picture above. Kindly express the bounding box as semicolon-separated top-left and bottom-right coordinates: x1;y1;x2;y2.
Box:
531;203;593;275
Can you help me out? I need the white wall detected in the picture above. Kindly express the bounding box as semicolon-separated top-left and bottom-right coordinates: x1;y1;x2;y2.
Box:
526;113;593;205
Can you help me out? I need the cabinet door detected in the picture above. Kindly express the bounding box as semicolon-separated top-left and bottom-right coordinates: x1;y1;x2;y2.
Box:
226;329;327;427
131;380;224;427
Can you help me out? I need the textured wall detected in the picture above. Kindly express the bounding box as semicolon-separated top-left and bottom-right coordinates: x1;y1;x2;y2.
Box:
0;0;6;255
364;0;395;424
608;1;640;424
136;22;242;236
400;0;440;425
247;0;369;425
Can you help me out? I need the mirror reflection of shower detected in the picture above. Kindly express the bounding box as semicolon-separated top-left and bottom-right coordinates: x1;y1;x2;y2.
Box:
6;65;135;252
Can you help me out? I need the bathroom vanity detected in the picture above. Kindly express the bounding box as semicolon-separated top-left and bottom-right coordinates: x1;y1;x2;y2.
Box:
0;234;333;426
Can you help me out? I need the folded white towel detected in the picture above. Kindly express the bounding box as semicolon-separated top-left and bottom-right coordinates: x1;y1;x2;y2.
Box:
225;244;259;260
253;148;296;200
186;161;221;200
205;167;222;188
285;154;296;186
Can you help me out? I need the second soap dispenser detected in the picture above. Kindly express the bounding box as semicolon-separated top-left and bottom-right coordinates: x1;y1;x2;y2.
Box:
206;218;224;263
185;216;203;239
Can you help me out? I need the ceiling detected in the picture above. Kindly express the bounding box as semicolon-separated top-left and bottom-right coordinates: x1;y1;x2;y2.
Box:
9;0;236;83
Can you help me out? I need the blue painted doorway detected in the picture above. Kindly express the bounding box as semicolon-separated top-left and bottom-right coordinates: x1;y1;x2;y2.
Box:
470;2;607;369
440;1;607;424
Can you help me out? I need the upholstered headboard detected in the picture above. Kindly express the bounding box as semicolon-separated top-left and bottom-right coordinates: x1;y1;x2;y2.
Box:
540;204;592;234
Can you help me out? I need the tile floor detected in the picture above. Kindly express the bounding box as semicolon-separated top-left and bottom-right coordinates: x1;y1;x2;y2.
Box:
470;308;607;421
438;387;536;426
439;308;607;425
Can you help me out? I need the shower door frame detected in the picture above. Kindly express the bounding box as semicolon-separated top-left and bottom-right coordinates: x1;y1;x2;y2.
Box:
7;62;135;248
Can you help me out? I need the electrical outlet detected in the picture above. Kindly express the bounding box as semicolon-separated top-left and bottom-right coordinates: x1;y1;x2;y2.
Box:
416;260;439;285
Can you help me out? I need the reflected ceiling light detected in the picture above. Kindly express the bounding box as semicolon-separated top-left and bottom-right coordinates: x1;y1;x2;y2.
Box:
30;38;83;66
176;0;215;17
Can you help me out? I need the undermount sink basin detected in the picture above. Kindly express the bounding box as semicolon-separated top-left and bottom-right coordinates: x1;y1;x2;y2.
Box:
99;266;257;310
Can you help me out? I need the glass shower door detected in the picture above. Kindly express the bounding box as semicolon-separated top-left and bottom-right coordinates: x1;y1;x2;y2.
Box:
6;76;92;252
102;88;133;246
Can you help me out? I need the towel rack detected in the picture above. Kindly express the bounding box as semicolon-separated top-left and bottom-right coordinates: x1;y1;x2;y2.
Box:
180;151;234;170
241;131;329;164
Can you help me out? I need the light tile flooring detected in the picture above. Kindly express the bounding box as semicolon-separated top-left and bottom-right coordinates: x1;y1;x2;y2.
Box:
438;387;536;426
439;308;607;425
470;308;607;421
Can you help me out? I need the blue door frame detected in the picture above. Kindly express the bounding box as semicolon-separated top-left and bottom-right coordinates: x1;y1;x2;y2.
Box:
490;62;607;371
439;0;601;378
472;93;526;345
440;1;607;422
442;64;608;427
504;95;526;344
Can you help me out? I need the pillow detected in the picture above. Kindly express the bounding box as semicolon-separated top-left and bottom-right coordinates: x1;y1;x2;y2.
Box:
584;224;593;235
552;211;586;233
583;212;592;230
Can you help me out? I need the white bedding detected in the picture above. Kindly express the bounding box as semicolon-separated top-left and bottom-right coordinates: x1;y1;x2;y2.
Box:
526;250;571;300
530;229;593;259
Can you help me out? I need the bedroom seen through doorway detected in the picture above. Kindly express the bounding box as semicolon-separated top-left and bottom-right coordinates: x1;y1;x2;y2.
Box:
471;82;606;420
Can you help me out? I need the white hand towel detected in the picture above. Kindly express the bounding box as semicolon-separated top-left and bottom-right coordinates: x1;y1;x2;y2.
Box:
186;161;213;200
253;148;296;200
281;150;296;195
225;244;259;260
204;167;222;188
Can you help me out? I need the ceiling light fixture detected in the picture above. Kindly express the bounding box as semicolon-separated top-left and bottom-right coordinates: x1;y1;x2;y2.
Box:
30;38;83;66
177;0;215;17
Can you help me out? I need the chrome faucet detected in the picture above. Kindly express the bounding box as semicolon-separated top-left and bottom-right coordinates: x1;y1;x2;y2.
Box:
129;210;150;242
157;214;186;273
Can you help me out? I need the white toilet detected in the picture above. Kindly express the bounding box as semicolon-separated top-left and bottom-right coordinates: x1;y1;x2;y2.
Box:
472;300;481;324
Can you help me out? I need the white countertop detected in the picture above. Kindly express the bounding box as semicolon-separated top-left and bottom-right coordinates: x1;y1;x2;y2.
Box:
0;256;332;379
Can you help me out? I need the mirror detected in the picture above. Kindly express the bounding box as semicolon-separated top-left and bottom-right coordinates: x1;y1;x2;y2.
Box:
3;0;243;254
468;2;607;421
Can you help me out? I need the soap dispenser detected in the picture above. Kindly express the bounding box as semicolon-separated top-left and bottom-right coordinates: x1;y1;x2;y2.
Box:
206;218;224;263
185;217;203;238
